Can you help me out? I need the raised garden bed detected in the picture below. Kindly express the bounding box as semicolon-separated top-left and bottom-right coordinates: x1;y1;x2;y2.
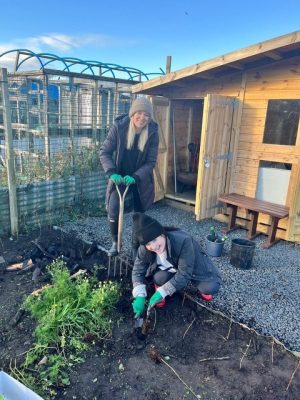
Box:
0;227;299;400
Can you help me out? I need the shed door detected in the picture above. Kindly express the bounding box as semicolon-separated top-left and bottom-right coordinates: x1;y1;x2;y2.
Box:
195;94;236;220
151;96;169;202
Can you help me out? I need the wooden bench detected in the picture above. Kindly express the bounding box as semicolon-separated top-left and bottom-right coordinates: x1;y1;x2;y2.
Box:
218;193;289;249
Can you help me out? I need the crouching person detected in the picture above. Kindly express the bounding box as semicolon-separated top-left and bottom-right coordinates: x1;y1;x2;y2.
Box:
131;212;222;318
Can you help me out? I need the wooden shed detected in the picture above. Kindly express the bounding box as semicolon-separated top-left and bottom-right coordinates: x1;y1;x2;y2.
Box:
132;30;300;244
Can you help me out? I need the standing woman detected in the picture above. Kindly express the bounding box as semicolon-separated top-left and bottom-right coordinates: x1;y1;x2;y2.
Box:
99;97;159;257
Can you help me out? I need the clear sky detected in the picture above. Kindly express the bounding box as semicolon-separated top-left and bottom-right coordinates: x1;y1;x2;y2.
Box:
0;0;299;77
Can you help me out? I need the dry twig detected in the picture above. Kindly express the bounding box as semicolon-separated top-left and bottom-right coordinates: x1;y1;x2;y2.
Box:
286;361;300;391
148;346;199;399
30;285;51;297
153;308;157;332
239;338;252;369
199;356;230;363
31;240;54;259
271;338;274;364
6;262;24;271
70;269;87;279
16;262;35;275
224;300;234;341
225;319;233;341
216;304;233;342
182;318;196;340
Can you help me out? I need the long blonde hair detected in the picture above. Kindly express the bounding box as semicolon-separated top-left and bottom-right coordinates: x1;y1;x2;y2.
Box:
126;119;149;151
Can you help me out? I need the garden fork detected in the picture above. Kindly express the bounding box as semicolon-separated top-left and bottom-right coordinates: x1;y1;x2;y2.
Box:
115;182;130;254
107;181;130;279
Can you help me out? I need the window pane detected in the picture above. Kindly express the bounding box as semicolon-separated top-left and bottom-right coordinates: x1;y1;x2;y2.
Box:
256;161;291;205
263;100;300;145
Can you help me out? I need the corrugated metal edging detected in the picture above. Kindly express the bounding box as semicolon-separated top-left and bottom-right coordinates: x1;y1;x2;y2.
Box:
2;172;107;233
17;177;76;227
74;171;106;201
0;188;10;235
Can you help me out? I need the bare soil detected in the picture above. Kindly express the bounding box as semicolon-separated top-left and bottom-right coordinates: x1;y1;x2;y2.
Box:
0;228;299;400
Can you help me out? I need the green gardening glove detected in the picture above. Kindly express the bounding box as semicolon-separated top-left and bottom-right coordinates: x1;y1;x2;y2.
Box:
123;175;136;186
110;173;123;185
149;291;163;308
132;296;146;318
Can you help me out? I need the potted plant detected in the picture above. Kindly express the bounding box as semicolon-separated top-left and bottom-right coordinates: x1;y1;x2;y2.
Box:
205;226;227;257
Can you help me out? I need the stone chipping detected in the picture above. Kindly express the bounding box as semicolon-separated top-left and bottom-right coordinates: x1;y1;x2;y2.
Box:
62;202;300;352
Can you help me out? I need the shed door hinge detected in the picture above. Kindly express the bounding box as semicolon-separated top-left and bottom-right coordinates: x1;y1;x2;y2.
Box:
204;152;233;168
208;202;225;210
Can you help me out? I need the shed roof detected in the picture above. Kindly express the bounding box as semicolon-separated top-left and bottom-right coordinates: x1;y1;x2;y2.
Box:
132;30;300;95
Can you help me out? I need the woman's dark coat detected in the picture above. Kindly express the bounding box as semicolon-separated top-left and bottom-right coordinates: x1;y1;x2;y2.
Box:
99;114;159;211
132;229;221;296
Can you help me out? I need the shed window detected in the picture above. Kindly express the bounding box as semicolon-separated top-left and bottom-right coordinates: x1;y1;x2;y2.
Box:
263;100;300;145
256;161;291;205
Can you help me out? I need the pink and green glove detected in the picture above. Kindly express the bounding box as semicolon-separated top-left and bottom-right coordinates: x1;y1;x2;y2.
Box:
132;296;146;318
110;173;123;185
149;291;163;308
123;175;136;186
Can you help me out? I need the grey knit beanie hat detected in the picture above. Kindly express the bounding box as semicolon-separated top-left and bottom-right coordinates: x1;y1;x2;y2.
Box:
129;97;153;119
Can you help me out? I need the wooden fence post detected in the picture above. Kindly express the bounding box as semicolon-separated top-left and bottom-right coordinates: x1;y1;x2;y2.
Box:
43;74;51;177
69;76;76;170
0;68;19;235
166;56;172;74
92;79;99;142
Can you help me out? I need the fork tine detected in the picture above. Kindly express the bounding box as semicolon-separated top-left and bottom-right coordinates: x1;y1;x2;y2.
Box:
125;256;129;277
113;257;117;278
119;257;123;277
107;256;111;279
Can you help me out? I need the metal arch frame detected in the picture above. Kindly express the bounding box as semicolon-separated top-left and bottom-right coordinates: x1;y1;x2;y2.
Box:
104;62;149;80
81;59;116;77
0;49;165;81
0;49;44;70
35;52;71;72
99;62;147;80
58;57;95;75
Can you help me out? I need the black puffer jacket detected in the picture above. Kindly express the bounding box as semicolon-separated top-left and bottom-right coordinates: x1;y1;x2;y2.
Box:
99;114;159;211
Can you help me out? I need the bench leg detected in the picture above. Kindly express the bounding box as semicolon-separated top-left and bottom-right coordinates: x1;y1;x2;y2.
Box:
223;204;239;234
247;210;261;240
263;217;280;249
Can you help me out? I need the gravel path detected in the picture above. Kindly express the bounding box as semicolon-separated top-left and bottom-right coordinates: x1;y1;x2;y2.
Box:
62;202;300;353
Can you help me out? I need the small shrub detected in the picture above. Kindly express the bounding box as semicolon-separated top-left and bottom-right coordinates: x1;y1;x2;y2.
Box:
12;259;121;398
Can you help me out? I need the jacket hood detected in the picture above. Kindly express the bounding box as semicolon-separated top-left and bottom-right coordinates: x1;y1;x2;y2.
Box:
114;114;130;128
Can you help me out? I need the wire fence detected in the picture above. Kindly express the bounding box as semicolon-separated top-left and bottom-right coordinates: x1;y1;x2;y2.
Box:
0;68;137;234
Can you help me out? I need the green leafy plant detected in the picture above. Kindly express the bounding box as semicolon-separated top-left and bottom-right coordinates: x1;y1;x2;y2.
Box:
208;225;228;243
11;259;121;398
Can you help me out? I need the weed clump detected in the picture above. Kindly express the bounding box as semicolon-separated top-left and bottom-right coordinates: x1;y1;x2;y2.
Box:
12;259;120;398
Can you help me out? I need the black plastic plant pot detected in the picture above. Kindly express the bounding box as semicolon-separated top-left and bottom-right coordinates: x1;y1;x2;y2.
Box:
230;238;255;269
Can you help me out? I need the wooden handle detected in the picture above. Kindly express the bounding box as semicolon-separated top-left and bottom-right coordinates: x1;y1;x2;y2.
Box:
116;184;130;254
